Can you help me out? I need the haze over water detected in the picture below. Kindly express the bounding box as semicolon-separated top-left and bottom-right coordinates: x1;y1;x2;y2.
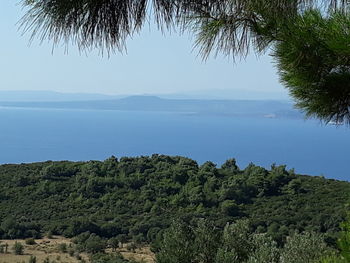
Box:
0;107;349;181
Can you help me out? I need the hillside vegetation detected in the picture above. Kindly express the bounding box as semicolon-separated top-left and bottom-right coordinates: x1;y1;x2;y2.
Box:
0;155;348;247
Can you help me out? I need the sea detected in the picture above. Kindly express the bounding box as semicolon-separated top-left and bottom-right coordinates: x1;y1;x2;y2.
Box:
0;107;349;181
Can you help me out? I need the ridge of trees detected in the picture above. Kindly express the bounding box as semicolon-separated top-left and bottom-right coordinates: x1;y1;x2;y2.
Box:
0;155;348;249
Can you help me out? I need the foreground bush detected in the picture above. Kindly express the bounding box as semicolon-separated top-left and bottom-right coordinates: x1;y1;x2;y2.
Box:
156;219;335;263
12;241;24;255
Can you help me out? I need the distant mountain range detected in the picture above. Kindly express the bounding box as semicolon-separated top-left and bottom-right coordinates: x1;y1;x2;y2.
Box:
0;92;302;119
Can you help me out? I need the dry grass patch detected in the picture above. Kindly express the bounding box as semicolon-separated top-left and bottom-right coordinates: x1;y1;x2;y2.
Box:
0;237;155;263
117;246;155;263
0;236;87;263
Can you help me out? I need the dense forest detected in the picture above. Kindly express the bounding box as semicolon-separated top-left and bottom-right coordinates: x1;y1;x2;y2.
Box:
0;155;349;262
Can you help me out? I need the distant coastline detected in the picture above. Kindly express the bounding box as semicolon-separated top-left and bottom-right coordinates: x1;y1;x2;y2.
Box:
0;95;302;120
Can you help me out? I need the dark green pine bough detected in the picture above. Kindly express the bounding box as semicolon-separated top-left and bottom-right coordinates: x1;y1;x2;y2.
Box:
21;0;350;124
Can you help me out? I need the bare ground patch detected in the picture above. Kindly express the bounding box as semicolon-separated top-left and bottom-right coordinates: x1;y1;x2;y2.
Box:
0;237;154;263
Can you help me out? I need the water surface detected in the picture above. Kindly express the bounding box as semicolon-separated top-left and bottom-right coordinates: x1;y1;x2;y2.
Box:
0;107;348;181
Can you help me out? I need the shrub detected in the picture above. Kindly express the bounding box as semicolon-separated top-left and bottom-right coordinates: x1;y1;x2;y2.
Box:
84;234;106;254
25;238;36;245
58;243;67;253
13;241;24;255
280;232;333;263
126;242;137;252
46;231;53;239
108;238;119;251
68;248;75;256
28;255;37;263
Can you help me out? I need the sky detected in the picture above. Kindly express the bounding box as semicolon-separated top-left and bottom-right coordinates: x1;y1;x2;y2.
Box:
0;1;289;100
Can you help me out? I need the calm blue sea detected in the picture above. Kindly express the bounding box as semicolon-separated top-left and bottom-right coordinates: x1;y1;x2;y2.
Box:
0;107;349;181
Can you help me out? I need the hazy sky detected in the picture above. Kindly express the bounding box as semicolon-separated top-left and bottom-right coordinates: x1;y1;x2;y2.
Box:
0;1;289;99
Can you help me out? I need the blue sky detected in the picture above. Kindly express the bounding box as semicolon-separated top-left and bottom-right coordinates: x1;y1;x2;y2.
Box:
0;1;289;99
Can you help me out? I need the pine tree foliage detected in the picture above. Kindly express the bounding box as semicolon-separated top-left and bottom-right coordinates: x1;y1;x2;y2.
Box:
21;0;348;54
273;11;350;124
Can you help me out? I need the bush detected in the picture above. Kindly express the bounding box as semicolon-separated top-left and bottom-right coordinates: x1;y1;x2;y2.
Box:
108;238;119;251
156;219;335;263
68;248;75;256
28;255;37;263
25;238;36;245
84;234;106;254
126;242;137;252
280;232;333;263
75;253;82;260
46;231;53;239
58;243;67;253
13;241;24;255
72;232;106;254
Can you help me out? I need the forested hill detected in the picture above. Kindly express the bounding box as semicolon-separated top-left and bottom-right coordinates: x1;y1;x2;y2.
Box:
0;155;349;247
